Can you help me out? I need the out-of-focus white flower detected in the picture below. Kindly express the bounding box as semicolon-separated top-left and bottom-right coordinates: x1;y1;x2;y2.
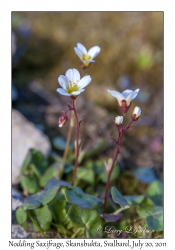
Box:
132;107;142;121
108;89;140;114
74;42;101;68
104;158;113;173
57;68;92;97
58;114;68;127
114;116;124;126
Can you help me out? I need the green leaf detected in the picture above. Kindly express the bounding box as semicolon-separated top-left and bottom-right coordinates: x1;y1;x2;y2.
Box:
39;164;59;187
76;167;95;184
146;212;163;231
111;187;129;207
68;205;103;238
16;207;27;224
45;178;73;190
23;187;57;209
23;192;43;210
100;165;120;183
49;200;70;225
39;186;59;205
64;189;95;210
23;179;72;210
30;164;41;179
137;204;154;218
137;206;163;232
20;150;32;174
64;188;102;210
21;175;40;194
124;195;145;206
34;205;52;231
31;149;48;175
63;163;73;174
146;180;163;206
146;180;163;197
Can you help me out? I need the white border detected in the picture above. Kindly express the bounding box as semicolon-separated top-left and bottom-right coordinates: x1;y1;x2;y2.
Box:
1;0;175;248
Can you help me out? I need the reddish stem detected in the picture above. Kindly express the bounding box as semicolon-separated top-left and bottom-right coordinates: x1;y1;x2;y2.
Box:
103;128;123;212
103;119;135;212
72;98;80;186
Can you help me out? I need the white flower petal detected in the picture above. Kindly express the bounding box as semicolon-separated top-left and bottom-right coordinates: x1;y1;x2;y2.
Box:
108;89;123;105
58;75;69;90
78;75;92;89
77;43;87;54
125;89;140;105
122;89;133;98
88;46;101;59
72;68;80;82
57;88;71;96
65;69;72;81
65;68;80;82
74;47;83;59
71;89;85;95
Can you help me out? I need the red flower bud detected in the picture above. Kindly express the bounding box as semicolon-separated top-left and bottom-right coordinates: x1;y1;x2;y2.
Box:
58;114;68;127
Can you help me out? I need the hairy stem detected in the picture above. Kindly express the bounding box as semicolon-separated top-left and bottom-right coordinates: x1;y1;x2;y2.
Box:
72;98;80;186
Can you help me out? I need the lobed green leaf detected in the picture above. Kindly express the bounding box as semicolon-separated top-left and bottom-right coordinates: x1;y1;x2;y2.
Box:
67;205;103;238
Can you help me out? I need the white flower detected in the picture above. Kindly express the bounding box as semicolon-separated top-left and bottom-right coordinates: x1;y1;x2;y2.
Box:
114;116;124;126
57;68;92;97
108;88;140;114
132;107;142;121
74;42;101;67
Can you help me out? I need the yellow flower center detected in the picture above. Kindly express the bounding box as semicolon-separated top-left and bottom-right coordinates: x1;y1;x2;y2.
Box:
66;82;80;94
82;54;92;61
81;54;92;67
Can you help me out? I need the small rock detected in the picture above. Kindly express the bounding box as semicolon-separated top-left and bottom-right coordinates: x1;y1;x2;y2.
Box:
12;109;51;184
12;225;31;239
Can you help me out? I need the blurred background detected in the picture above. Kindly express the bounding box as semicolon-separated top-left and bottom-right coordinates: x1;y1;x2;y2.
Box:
12;11;163;184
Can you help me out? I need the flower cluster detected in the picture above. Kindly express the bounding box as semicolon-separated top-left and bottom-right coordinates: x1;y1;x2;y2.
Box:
107;88;141;126
108;89;140;114
56;42;142;193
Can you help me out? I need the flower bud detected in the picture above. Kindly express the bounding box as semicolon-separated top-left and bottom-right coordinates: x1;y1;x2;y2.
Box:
132;107;142;121
58;114;68;127
104;158;113;174
114;116;124;126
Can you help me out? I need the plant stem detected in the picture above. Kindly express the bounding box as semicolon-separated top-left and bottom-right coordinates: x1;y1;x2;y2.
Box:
72;98;80;186
59;67;86;178
59;110;74;178
71;228;82;238
81;66;87;77
26;211;47;238
103;128;123;212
